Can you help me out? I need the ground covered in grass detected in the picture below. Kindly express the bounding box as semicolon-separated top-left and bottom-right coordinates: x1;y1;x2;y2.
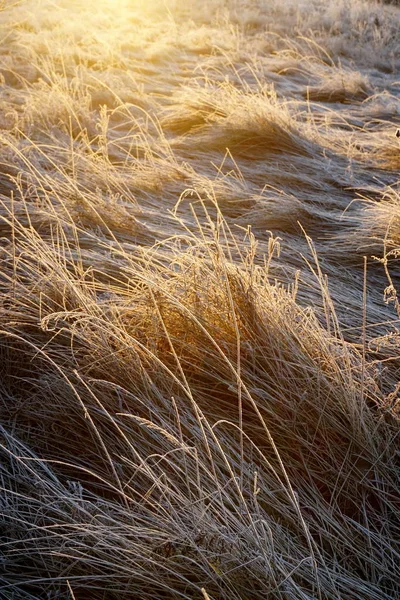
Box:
0;0;399;598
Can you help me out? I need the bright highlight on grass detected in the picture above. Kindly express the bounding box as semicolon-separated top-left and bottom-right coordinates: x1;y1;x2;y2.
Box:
0;0;399;599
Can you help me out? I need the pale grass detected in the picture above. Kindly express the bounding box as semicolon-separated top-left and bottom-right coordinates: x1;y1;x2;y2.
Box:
0;0;399;599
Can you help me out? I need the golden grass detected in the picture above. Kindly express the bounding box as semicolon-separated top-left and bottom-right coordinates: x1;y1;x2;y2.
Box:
0;0;399;598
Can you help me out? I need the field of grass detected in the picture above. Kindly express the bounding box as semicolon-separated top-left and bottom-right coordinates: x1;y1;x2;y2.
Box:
0;0;399;598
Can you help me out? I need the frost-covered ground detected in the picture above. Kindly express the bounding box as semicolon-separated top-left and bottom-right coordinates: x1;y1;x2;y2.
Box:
0;1;399;598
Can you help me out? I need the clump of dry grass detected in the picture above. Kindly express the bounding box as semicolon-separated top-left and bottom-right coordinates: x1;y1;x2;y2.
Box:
305;68;371;103
0;0;400;598
0;203;399;599
170;86;317;158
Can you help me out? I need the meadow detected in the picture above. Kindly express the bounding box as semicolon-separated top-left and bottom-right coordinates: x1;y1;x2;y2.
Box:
0;0;399;598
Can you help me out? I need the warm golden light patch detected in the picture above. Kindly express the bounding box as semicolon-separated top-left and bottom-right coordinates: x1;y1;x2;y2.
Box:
67;0;173;17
